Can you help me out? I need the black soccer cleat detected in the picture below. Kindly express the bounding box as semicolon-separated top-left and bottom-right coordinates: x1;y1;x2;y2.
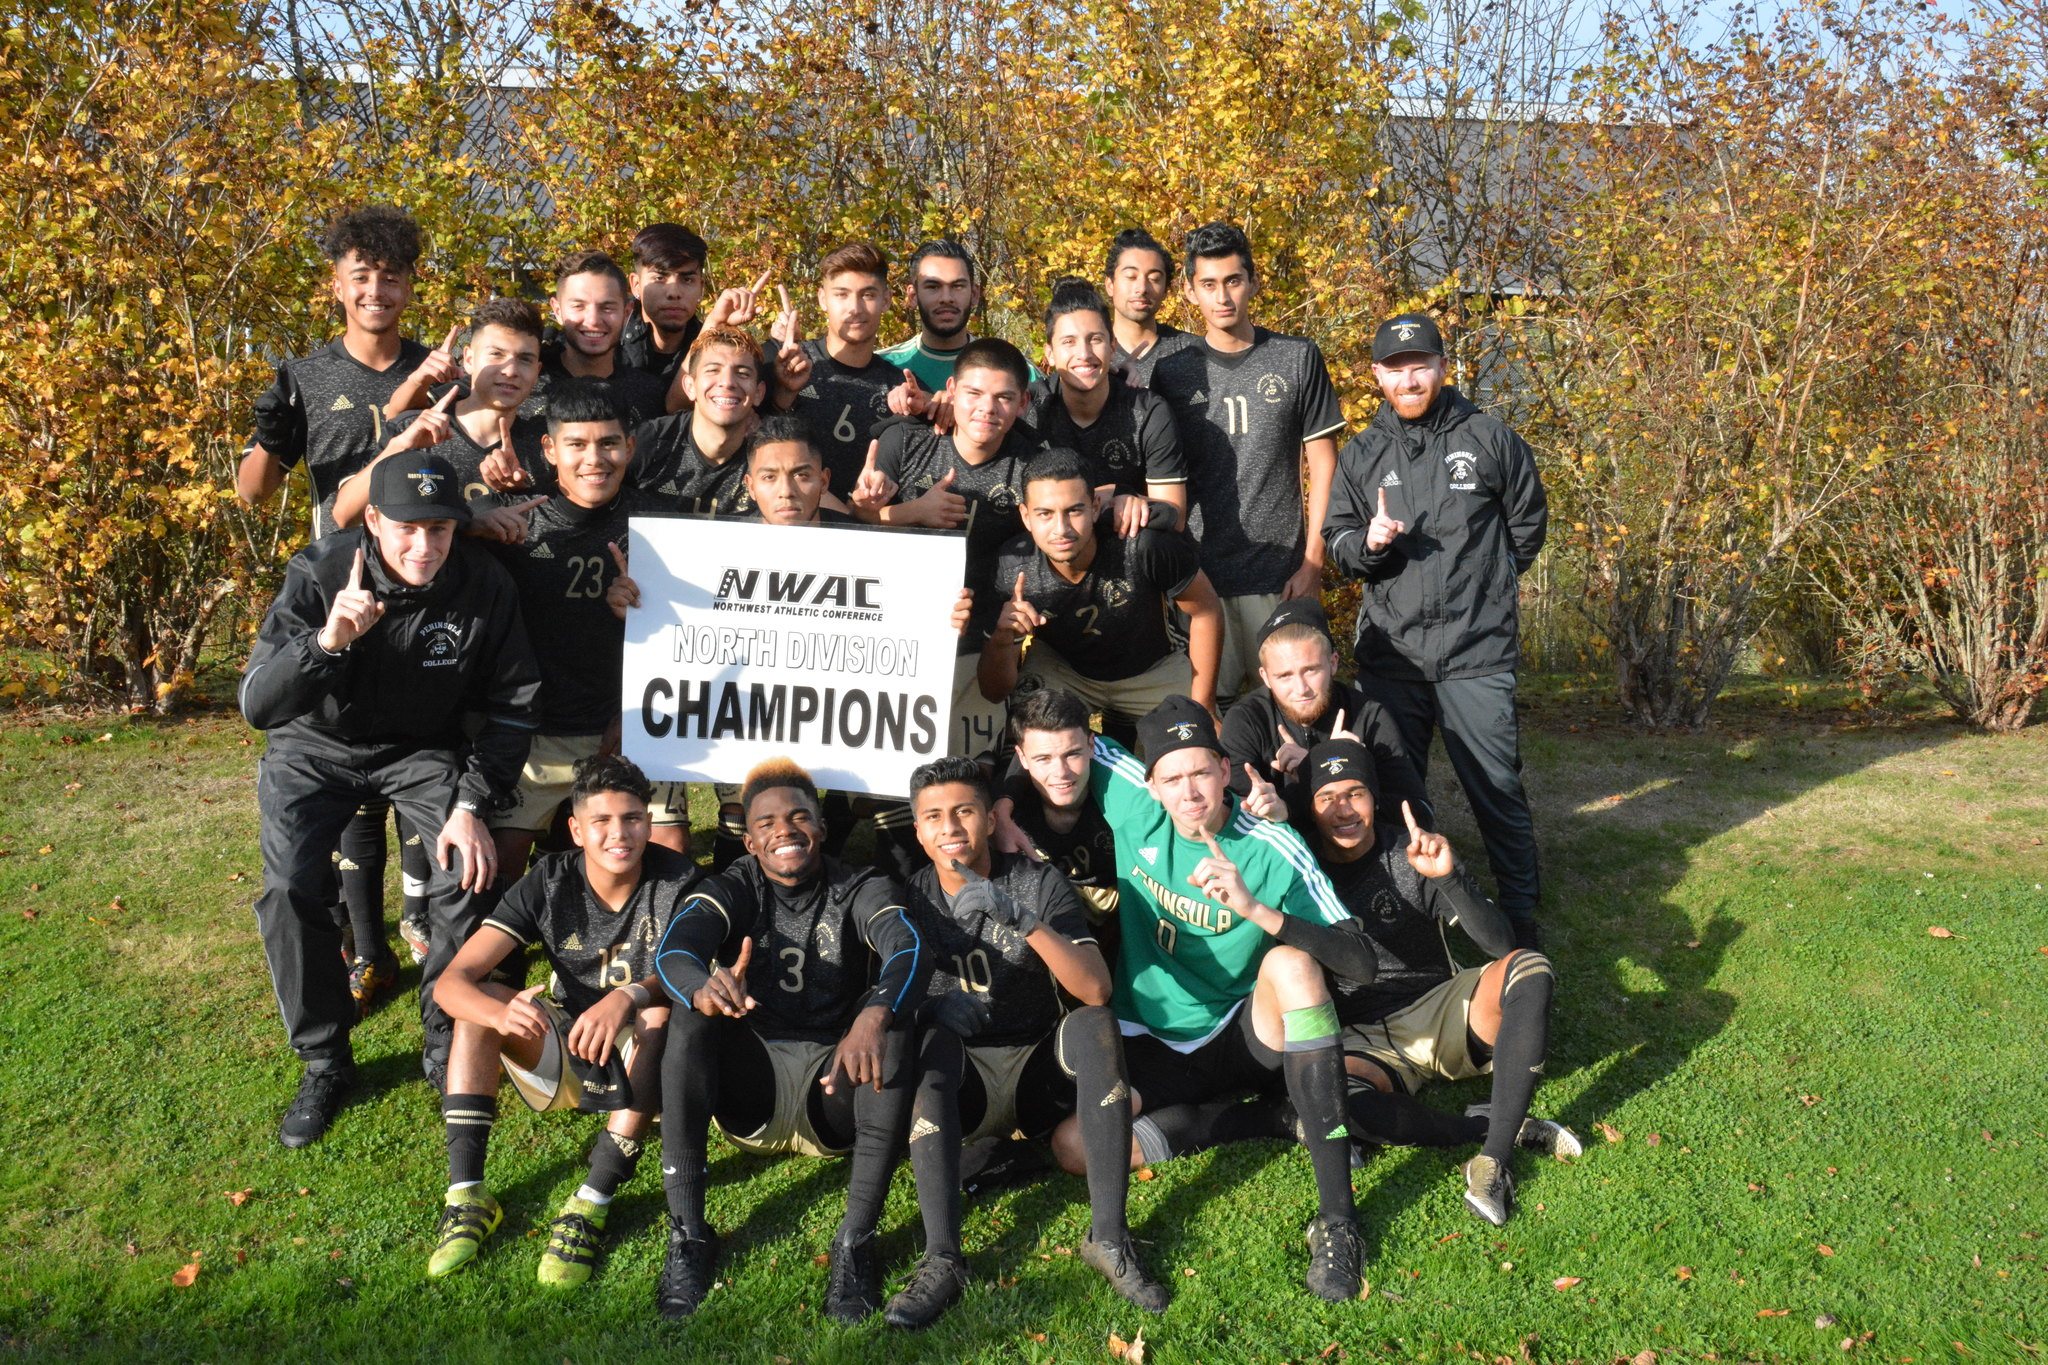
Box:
279;1066;355;1149
882;1249;969;1329
1304;1215;1366;1302
824;1230;883;1323
655;1220;719;1319
1463;1154;1516;1226
1080;1234;1169;1314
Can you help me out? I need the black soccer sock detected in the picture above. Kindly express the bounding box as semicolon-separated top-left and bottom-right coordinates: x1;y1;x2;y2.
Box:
1132;1096;1294;1162
839;1022;913;1242
907;1026;965;1258
711;804;746;873
397;816;430;927
442;1092;497;1188
1060;1006;1135;1243
1346;1084;1487;1147
1280;1004;1356;1225
1481;952;1554;1165
338;807;389;958
583;1130;643;1201
660;1010;719;1234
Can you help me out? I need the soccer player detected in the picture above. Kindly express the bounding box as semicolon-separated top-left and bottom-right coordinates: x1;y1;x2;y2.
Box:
878;239;985;397
628;325;768;515
1048;696;1379;1300
1030;280;1188;531
853;336;1045;760
332;297;549;532
426;754;700;1284
742;412;855;525
621;223;710;391
483;381;649;882
772;242;907;493
526;250;672;433
992;688;1121;927
1101;228;1195;387
1221;597;1432;835
237;205;444;994
892;756;1164;1324
1149;223;1346;702
980;452;1222;740
1323;313;1549;945
1297;738;1577;1224
240;454;541;1140
650;760;923;1323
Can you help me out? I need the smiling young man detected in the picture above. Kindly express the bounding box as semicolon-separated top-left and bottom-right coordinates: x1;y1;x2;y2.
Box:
627;325;768;516
241;454;541;1138
1029;280;1187;531
891;756;1163;1325
650;761;924;1323
426;754;701;1286
620;224;710;392
1322;313;1549;945
991;688;1122;929
1149;223;1347;703
775;242;907;493
980;452;1222;743
854;336;1046;760
1049;696;1380;1301
1101;228;1194;387
526;250;672;433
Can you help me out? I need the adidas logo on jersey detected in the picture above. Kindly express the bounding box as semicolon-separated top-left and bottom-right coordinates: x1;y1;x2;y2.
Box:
1188;389;1208;405
562;932;583;952
530;542;553;558
1379;470;1402;487
658;481;681;496
329;393;355;412
798;385;820;400
1140;847;1158;865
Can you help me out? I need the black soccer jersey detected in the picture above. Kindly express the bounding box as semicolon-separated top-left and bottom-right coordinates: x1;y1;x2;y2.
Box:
907;852;1094;1047
1221;680;1434;841
653;856;923;1044
875;421;1046;651
525;353;671;433
492;488;648;734
619;310;700;392
250;337;433;539
994;521;1200;680
484;844;705;1017
1026;378;1187;498
1150;328;1346;596
779;338;903;493
1321;830;1506;1027
1110;322;1196;389
629;413;755;516
383;403;550;509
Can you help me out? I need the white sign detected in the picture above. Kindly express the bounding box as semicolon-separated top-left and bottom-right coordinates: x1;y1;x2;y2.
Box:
620;516;965;795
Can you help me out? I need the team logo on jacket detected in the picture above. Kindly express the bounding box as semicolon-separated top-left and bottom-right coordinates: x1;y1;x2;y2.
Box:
1101;579;1132;609
1167;722;1197;740
1444;451;1479;489
1391;321;1423;343
1320;756;1351;776
1100;438;1135;471
1256;374;1290;403
412;468;442;498
420;619;464;666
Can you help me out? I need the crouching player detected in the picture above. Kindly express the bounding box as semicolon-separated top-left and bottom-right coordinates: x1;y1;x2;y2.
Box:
893;758;1163;1327
1301;739;1578;1223
425;755;701;1284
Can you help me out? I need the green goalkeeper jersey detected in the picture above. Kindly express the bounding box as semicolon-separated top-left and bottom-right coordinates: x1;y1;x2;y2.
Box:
1090;735;1350;1048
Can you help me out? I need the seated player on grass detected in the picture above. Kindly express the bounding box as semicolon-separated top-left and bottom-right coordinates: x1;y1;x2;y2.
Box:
1047;697;1382;1302
980;451;1223;745
1303;737;1579;1224
426;754;697;1285
650;761;924;1323
992;687;1122;941
891;757;1164;1327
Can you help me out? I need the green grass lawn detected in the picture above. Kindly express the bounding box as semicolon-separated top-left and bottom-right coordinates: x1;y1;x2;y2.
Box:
0;678;2042;1363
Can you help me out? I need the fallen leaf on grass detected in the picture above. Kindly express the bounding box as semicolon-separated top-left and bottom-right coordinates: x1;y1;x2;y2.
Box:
1759;1308;1790;1317
1107;1328;1146;1363
1927;926;1957;939
1319;1344;1344;1360
1631;1352;1658;1365
224;1189;251;1206
1597;1122;1624;1144
1646;1133;1663;1147
1675;1266;1693;1281
812;1253;829;1266
108;897;124;912
1026;1333;1047;1344
37;844;52;854
171;1260;200;1287
20;909;35;921
1182;1267;1197;1277
1437;1232;1464;1243
1134;1168;1155;1182
124;1241;138;1257
1817;1244;1835;1256
1800;1094;1820;1107
1553;1275;1583;1290
1816;1313;1839;1327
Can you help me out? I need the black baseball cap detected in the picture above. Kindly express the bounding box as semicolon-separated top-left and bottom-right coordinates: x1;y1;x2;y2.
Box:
1256;596;1333;652
1372;313;1444;363
369;454;471;525
1137;695;1224;776
1304;737;1379;804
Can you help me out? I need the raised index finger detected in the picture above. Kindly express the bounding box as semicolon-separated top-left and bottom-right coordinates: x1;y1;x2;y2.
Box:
1402;799;1422;839
608;540;628;572
862;439;879;473
441;323;461;353
1013;570;1028;604
749;269;771;296
431;386;459;413
1377;487;1388;517
731;935;753;982
348;546;365;591
1202;830;1225;862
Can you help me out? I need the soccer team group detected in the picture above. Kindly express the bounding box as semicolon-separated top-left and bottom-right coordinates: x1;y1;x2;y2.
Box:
236;204;1570;1325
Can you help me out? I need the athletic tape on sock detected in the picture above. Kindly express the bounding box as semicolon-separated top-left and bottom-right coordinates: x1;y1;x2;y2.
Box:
1281;1002;1340;1052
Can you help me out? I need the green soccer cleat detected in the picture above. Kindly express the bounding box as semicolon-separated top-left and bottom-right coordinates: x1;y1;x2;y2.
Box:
537;1195;608;1287
427;1188;502;1278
